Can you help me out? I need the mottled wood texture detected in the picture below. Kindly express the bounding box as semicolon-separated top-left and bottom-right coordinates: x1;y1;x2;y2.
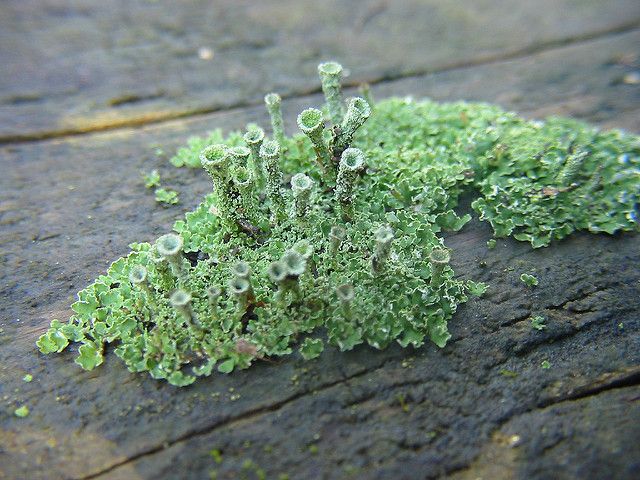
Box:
0;1;639;479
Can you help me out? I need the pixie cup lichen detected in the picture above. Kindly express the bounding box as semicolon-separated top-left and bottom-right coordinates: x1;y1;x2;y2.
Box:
37;60;639;387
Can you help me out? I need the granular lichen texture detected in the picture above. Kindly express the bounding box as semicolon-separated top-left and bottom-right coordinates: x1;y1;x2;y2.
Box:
37;63;639;386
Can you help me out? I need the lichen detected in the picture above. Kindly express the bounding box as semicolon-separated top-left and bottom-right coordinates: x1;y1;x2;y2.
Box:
37;62;639;386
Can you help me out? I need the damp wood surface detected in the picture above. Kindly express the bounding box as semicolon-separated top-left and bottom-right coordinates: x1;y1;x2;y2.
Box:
0;2;639;480
1;0;640;142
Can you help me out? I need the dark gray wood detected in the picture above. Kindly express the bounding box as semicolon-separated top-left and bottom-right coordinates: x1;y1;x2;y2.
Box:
1;0;639;141
0;22;638;480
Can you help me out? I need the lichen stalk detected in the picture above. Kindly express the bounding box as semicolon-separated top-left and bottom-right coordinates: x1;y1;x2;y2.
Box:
156;233;187;282
318;62;345;125
336;283;354;319
290;173;314;219
243;126;266;188
264;93;286;147
329;225;346;257
333;97;371;156
335;148;365;217
169;289;201;328
200;144;240;227
259;139;287;222
232;166;257;223
129;265;155;309
207;286;222;319
429;248;451;288
297;108;332;176
371;225;394;274
229;277;253;314
268;260;289;302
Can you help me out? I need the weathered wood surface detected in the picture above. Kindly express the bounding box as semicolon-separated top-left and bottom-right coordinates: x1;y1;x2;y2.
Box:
1;0;639;141
1;3;639;479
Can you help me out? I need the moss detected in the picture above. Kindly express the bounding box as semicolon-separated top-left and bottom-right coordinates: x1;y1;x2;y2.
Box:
37;62;639;386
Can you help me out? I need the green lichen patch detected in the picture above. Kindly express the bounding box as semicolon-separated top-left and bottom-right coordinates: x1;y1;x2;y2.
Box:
471;117;639;247
154;188;179;205
37;63;639;387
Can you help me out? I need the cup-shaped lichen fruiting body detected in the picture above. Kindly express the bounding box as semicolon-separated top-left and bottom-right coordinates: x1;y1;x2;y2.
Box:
156;233;183;259
156;233;187;280
129;265;154;303
335;147;366;207
291;173;314;218
297;108;332;174
282;250;307;278
229;277;252;311
264;93;285;147
169;289;191;308
259;140;286;221
318;61;345;125
429;247;451;288
372;225;394;274
200;144;231;182
129;265;148;285
230;146;251;166
336;283;354;318
201;144;247;227
268;260;288;285
232;261;251;280
292;240;314;260
334;97;371;155
169;289;199;327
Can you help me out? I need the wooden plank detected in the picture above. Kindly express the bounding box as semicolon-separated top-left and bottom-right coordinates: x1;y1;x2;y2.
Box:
1;0;639;141
0;30;639;479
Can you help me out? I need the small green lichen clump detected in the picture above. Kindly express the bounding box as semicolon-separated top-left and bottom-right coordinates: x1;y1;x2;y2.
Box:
37;63;639;386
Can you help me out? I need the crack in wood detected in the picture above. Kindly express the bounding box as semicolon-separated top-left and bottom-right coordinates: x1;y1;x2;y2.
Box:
1;22;638;145
77;358;398;480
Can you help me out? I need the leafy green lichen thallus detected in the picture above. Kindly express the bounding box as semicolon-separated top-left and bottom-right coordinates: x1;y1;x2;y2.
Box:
156;233;187;281
264;93;286;147
297;108;332;176
318;61;345;125
290;173;314;219
371;225;394;274
429;247;451;288
243;126;265;187
555;149;590;186
259;139;287;222
333;97;371;157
